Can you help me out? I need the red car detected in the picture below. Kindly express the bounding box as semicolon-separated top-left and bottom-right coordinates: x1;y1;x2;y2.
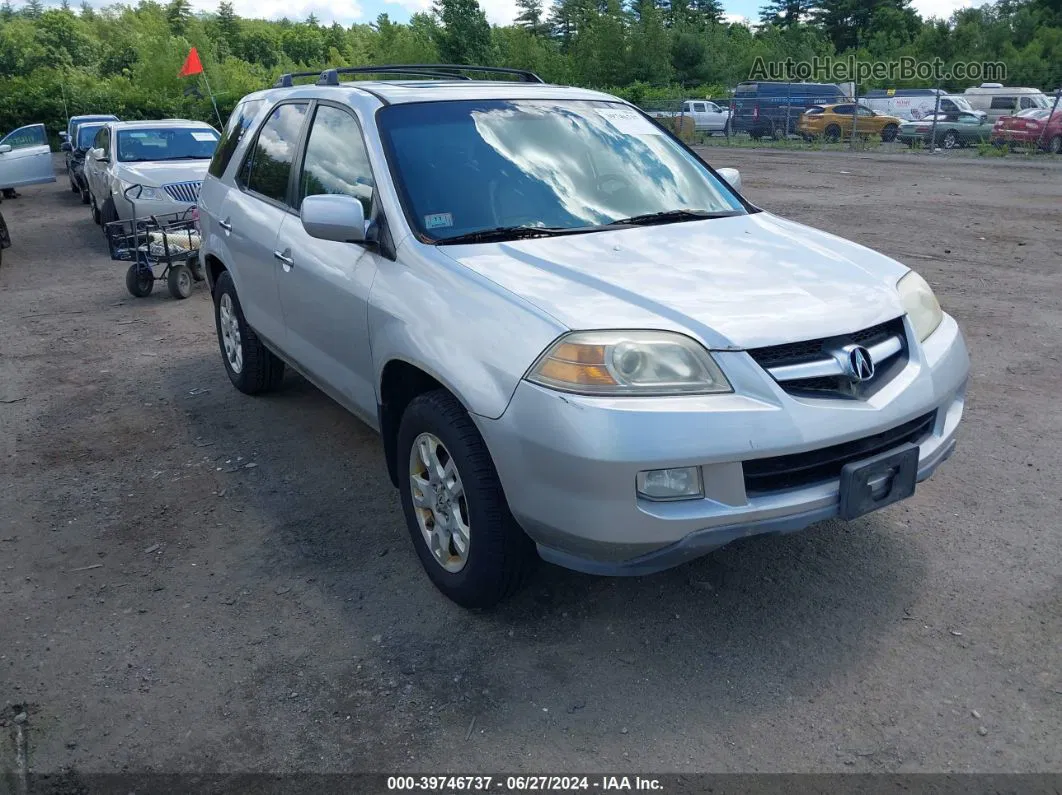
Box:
992;108;1062;153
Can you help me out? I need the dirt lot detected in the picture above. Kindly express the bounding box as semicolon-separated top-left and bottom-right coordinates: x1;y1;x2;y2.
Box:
1;151;1061;782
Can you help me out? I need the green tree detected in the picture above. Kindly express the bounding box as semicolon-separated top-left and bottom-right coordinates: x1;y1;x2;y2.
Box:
759;0;816;27
515;0;546;34
23;0;44;17
165;0;192;34
432;0;492;64
216;1;241;51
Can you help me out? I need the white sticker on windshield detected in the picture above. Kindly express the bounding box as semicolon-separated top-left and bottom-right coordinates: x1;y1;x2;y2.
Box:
190;131;217;142
598;108;663;136
425;212;453;230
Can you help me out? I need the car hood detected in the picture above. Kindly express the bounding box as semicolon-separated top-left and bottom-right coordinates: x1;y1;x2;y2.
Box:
114;160;210;186
439;212;911;350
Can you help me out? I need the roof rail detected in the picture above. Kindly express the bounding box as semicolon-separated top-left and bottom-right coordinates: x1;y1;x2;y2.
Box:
274;64;546;88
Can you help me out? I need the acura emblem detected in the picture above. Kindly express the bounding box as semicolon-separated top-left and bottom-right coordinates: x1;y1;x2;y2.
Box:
846;345;875;382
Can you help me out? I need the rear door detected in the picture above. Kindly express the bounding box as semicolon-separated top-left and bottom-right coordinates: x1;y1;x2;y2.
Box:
0;124;55;189
273;102;380;418
221;100;311;350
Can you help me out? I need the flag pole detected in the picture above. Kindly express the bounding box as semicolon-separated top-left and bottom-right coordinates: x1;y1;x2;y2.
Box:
201;69;224;129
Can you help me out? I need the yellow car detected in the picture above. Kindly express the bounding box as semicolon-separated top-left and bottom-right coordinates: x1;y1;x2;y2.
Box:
797;103;903;142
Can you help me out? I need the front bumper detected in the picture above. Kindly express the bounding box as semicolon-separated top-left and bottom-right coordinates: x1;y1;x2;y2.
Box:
477;314;970;576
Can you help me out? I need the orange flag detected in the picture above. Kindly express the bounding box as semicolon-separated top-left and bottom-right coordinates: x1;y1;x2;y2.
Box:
178;47;204;78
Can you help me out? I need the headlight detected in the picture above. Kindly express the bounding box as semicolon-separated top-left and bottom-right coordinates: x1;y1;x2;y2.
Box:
119;182;165;201
897;270;943;342
526;330;732;396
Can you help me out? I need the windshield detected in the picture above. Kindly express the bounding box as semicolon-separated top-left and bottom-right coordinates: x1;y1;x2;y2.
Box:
377;99;746;243
945;96;976;113
116;127;219;162
76;124;105;150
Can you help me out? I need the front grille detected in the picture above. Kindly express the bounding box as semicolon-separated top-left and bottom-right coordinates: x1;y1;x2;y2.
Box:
747;317;908;399
163;180;202;204
743;411;936;494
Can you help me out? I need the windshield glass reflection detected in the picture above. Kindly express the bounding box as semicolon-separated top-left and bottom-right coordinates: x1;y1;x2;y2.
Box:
378;100;745;242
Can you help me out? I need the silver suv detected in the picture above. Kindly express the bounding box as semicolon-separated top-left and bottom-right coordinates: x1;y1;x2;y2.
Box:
199;65;970;608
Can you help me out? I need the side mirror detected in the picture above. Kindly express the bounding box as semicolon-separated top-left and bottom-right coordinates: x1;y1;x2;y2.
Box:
717;167;742;191
61;141;73;151
59;132;70;141
0;144;11;155
300;194;367;243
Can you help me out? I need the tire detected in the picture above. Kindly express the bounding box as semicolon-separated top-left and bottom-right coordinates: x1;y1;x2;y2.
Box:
125;263;154;298
881;123;898;143
79;182;90;204
70;177;80;194
942;130;959;149
213;270;285;395
100;198;118;231
167;263;193;299
397;389;536;608
188;252;205;282
824;124;842;143
1047;135;1062;155
90;193;101;225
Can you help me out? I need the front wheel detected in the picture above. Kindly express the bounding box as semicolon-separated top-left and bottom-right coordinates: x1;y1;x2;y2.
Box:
941;130;959;149
398;390;536;608
881;123;898;142
213;270;285;395
90;193;101;225
125;263;154;297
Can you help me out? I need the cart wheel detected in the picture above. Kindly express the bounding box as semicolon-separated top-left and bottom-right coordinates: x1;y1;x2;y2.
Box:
125;263;154;298
187;252;205;282
167;263;194;300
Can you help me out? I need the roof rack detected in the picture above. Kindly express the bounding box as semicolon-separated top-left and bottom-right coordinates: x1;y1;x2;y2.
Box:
273;71;323;88
273;64;545;89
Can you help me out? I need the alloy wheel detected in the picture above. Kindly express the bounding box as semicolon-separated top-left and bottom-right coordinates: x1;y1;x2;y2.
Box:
409;432;470;573
218;292;243;374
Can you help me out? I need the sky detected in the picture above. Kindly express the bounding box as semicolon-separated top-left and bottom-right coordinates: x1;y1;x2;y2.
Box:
41;0;990;30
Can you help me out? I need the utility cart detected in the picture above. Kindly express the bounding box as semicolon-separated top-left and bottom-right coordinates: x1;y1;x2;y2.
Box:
104;184;204;299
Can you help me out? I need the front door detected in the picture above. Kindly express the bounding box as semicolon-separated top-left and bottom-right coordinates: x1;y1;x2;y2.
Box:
0;124;55;189
274;103;380;418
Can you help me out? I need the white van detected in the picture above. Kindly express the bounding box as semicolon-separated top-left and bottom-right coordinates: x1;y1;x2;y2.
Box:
963;84;1052;122
862;89;985;121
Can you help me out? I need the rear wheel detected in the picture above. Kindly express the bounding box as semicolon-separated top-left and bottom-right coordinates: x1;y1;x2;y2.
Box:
213;270;285;395
824;124;842;143
167;263;193;299
397;389;536;608
1047;135;1062;155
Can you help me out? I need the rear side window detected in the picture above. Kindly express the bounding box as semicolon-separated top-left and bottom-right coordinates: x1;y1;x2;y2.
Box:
209;98;265;179
990;96;1016;110
239;102;309;205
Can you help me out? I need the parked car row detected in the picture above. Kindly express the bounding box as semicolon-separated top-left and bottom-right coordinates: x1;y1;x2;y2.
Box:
728;81;1061;145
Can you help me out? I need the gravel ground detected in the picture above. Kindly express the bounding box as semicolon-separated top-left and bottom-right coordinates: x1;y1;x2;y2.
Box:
1;152;1060;781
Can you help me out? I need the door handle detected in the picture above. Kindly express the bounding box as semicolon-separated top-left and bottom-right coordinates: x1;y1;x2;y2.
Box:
273;250;294;270
218;219;232;232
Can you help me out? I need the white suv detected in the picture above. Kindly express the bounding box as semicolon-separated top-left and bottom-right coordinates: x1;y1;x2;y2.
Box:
198;66;969;608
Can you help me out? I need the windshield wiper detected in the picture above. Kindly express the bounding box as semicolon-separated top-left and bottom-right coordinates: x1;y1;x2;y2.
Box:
436;226;585;245
606;209;743;227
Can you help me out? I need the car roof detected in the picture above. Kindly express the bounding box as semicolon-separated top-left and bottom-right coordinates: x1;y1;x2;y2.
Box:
109;119;215;129
71;114;118;121
249;80;623;107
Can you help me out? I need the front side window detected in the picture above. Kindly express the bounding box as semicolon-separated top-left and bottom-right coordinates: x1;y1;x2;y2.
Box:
241;102;309;205
856;106;874;116
298;105;374;215
94;128;109;152
116;128;219;163
209;98;265;179
378;99;746;243
1;124;47;149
